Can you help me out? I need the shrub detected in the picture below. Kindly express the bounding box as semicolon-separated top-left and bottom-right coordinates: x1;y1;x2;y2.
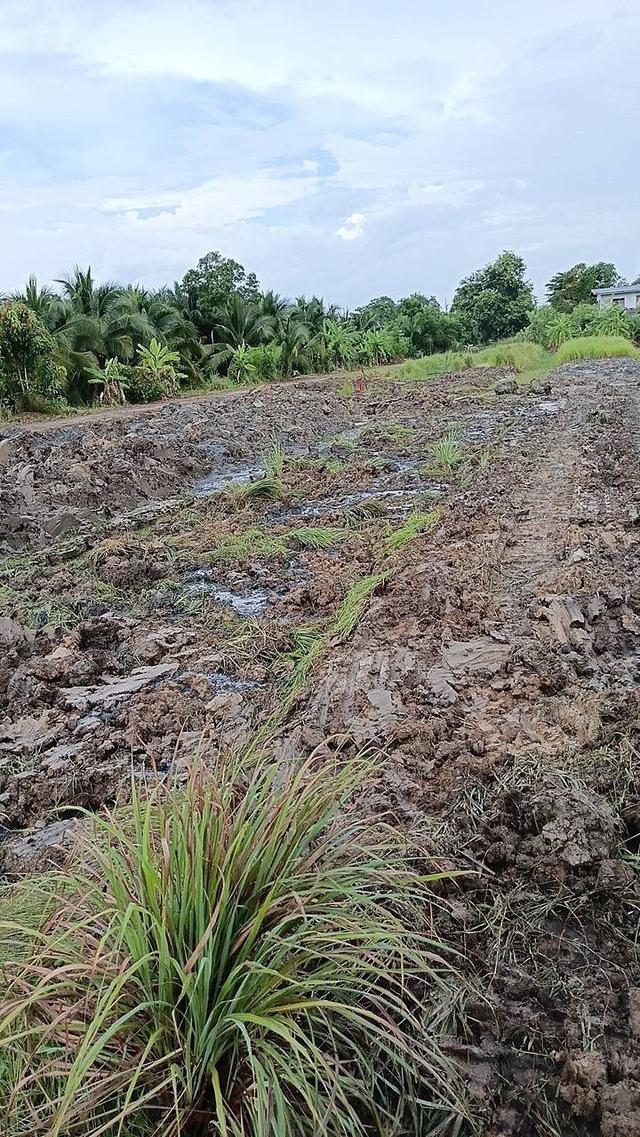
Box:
569;301;599;336
0;756;462;1137
0;301;65;409
556;335;640;363
628;313;640;344
244;343;282;381
591;307;632;338
129;338;181;403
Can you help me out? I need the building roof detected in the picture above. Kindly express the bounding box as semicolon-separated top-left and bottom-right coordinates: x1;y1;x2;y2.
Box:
592;285;639;296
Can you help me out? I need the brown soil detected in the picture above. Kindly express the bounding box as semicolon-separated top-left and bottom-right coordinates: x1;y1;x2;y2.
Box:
1;359;639;1134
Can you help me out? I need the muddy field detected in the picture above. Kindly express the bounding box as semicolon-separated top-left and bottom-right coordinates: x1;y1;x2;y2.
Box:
1;360;639;1135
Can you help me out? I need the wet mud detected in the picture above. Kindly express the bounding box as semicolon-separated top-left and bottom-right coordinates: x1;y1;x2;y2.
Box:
1;360;639;1134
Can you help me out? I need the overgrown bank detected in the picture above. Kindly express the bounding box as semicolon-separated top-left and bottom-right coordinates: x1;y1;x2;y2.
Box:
3;248;640;421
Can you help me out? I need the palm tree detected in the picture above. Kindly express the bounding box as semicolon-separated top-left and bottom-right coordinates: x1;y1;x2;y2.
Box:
276;314;310;376
12;275;60;326
291;295;339;336
206;295;268;374
311;318;357;371
21;267;144;400
258;290;289;320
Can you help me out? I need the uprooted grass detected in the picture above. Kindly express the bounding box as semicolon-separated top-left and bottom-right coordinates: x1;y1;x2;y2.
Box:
333;572;389;639
230;475;286;504
201;526;288;565
0;755;465;1137
555;335;640;363
382;509;441;555
0;582;73;630
285;525;349;550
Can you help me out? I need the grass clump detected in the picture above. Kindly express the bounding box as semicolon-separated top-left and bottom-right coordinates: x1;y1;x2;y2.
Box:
390;350;471;381
333;572;388;639
345;499;388;526
229;441;289;506
264;439;285;481
555;335;640;363
475;341;547;371
0;756;462;1137
231;476;285;504
382;509;441;555
286;525;348;551
425;429;465;476
204;527;288;565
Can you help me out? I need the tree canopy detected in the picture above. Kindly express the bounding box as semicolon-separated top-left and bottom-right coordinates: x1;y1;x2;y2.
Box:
0;301;60;404
3;246;638;414
181;252;260;337
545;262;622;312
451;251;534;344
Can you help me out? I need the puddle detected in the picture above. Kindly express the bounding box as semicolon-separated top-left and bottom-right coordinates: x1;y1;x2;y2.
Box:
278;485;442;522
186;575;270;616
192;462;264;497
185;670;260;693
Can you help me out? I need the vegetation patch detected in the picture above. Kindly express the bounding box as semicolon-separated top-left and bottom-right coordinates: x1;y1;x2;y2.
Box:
382;509;441;555
424;429;465;476
0;756;462;1137
555;335;640;363
285;525;349;550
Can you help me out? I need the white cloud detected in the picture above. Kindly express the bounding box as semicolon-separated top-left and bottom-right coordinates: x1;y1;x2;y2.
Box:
103;171;318;230
336;213;367;241
0;0;639;304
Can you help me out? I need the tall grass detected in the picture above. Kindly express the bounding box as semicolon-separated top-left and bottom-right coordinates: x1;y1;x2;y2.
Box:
388;340;547;382
555;335;640;363
0;757;463;1137
474;341;547;371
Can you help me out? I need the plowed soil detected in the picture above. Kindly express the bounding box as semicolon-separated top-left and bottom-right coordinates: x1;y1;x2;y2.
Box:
1;360;639;1134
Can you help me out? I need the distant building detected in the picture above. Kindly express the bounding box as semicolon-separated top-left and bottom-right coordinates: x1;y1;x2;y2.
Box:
592;285;640;312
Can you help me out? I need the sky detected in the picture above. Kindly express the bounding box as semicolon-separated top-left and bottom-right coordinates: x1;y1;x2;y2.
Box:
1;0;639;307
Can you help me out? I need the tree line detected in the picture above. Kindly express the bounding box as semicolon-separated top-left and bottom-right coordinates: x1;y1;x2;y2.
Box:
0;251;637;412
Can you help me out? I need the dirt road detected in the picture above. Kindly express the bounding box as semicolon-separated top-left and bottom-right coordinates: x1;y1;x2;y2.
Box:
1;359;639;1133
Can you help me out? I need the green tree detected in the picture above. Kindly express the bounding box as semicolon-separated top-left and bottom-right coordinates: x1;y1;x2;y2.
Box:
397;293;441;318
451;251;534;344
180;251;260;336
545;262;621;312
277;315;310;376
0;301;62;406
352;296;397;330
397;303;458;355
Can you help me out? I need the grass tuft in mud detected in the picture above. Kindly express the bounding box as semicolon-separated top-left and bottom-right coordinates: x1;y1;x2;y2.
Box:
0;756;463;1137
382;509;441;555
333;572;389;639
425;429;465;476
286;525;349;550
